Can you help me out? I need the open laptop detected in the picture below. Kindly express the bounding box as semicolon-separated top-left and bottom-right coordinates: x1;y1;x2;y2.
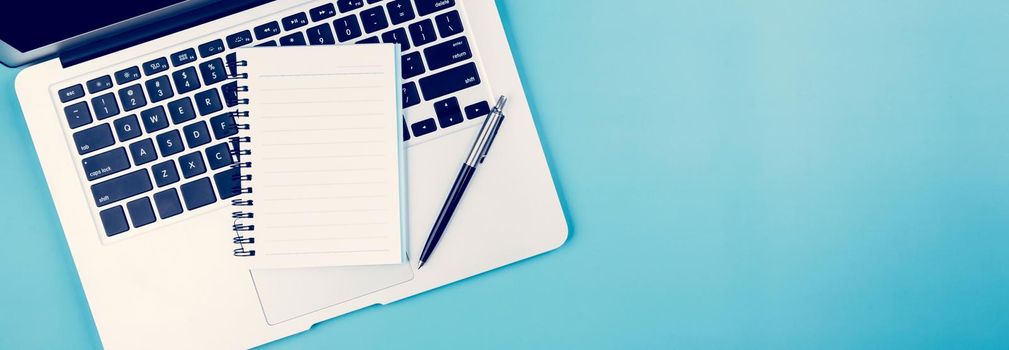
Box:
8;0;567;348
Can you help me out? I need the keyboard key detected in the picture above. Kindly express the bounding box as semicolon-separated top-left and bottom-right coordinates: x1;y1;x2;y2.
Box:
91;93;120;120
402;82;420;108
408;19;437;47
151;160;180;187
142;57;169;75
153;188;184;219
178;152;207;178
194;89;223;116
127;197;157;228
213;167;242;200
418;62;480;100
198;39;225;57
280;32;307;46
112;114;142;141
140;106;169;133
402;51;425;79
226;30;253;49
170;48;198;66
435;10;463;38
465;100;490;119
337;0;364;13
381;27;410;51
128;138;159;165
414;0;454;16
183;121;212;148
118;84;147;112
91;169;152;207
387;0;415;25
424;36;471;70
99;206;129;236
361;6;389;33
434;97;463;128
257;40;278;47
58;84;84;103
180;177;217;210
411;117;437;137
209;112;238;139
310;3;337;21
155;130;185;157
64;101;92;129
254;21;281;40
172;66;201;94
357;36;380;43
144;76;174;103
115;66;141;84
86;75;113;94
199;58;227;85
222;81;240;107
82;147;130;181
73;123;115;155
282;12;309;30
402;117;410;141
167;97;196;124
205;142;233;170
307;23;336;45
334;14;363;41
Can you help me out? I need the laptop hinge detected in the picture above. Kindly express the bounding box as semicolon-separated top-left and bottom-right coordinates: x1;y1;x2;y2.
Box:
60;0;273;68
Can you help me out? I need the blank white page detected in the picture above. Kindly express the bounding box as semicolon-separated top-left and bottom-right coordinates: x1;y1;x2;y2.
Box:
238;44;404;269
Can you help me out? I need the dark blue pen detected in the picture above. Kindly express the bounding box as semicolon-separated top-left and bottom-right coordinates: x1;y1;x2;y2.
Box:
417;96;508;269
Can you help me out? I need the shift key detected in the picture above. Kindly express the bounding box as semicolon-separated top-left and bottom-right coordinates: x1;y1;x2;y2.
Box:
418;62;480;101
91;169;153;207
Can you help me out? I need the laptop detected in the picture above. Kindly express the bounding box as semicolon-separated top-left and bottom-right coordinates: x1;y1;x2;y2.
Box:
7;0;567;348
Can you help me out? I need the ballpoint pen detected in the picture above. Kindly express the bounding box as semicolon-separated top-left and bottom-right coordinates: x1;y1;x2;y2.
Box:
417;95;508;269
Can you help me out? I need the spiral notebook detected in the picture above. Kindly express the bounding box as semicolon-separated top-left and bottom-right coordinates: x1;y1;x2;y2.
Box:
225;44;406;269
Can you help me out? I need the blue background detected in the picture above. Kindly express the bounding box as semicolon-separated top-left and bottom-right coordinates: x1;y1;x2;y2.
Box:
2;0;1008;348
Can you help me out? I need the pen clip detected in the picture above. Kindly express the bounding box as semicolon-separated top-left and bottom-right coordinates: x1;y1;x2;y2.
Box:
478;113;504;164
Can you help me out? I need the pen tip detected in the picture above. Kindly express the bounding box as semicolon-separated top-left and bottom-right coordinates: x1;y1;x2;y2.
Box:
417;260;425;269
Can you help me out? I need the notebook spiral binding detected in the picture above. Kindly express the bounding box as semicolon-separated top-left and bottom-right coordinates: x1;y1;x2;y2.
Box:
225;54;255;257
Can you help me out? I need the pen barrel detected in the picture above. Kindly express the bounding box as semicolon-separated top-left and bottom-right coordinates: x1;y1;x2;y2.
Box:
419;164;478;264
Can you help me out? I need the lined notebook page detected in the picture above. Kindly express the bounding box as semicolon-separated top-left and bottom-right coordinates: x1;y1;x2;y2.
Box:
241;45;404;269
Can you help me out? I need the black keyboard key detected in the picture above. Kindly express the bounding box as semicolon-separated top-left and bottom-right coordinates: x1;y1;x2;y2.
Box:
280;32;307;46
367;0;382;3
155;130;185;157
153;188;183;219
402;51;425;79
180;177;217;210
179;152;207;179
198;39;225;57
357;36;380;43
307;23;336;45
414;0;454;16
113;114;142;141
172;67;201;94
82;147;130;181
408;19;437;47
337;0;364;13
222;81;239;107
117;84;146;112
282;12;309;30
435;10;463;38
91;92;120;120
140;106;169;133
402;82;420;108
128;138;159;165
334;14;363;41
151;160;180;187
199;58;227;85
91;169;152;207
465;100;489;119
310;3;337;21
144;76;174;103
73;123;115;155
194;89;222;116
411;117;437;137
170;48;198;66
418;62;480;100
205;142;233;170
254;21;281;40
213;167;241;200
424;36;471;70
115;66;141;84
434;97;463;128
257;40;278;47
226;30;253;49
387;0;415;25
167;97;196;124
64;101;92;129
142;57;169;75
209;112;238;139
86;75;114;94
99;206;129;236
183;121;212;148
402;117;410;141
58;84;84;103
361;6;389;33
381;27;410;51
127;197;157;228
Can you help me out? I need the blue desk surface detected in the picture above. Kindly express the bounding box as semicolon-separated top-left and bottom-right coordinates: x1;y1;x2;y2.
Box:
2;1;1008;348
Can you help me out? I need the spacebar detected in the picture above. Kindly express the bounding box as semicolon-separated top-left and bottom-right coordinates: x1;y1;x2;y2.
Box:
418;62;481;101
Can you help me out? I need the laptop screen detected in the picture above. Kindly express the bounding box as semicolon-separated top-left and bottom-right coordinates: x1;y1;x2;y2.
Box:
0;0;186;52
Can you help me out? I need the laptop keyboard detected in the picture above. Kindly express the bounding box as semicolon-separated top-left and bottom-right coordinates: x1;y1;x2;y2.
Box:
53;0;492;238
